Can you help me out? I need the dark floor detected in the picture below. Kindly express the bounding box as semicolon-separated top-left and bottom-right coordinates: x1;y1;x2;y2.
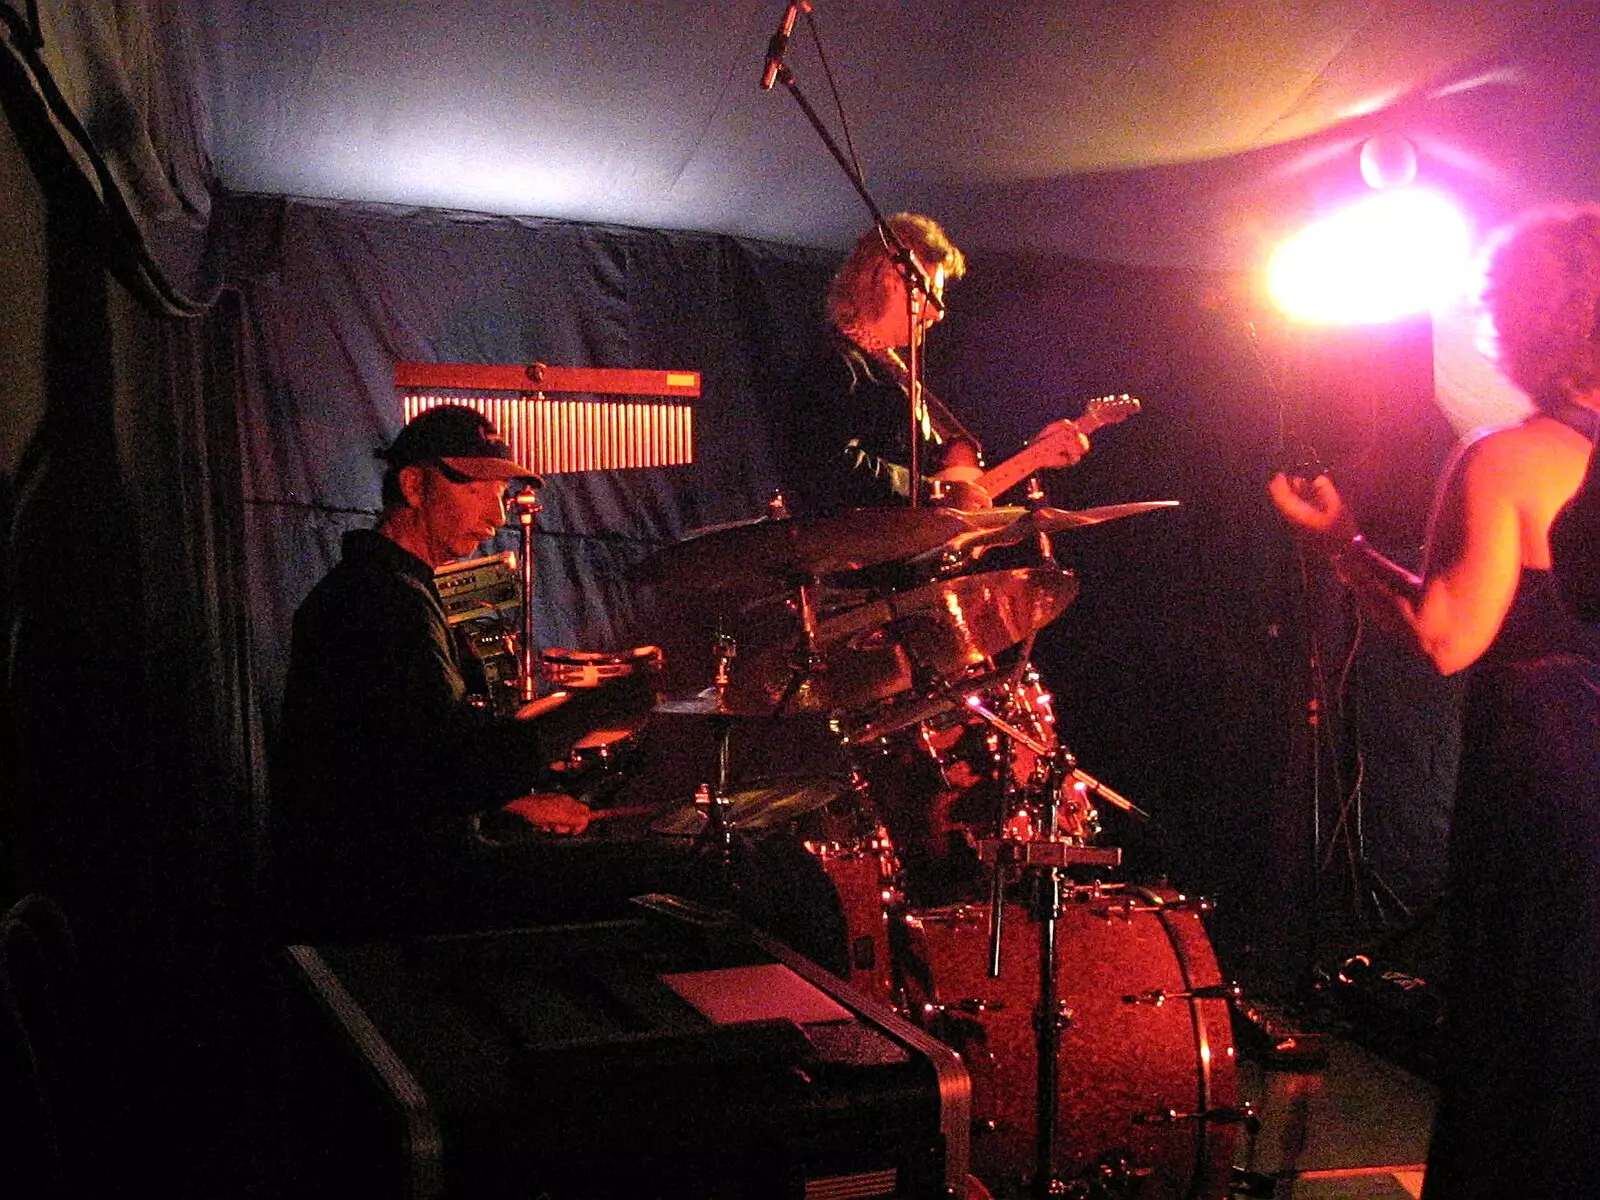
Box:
1237;1035;1434;1200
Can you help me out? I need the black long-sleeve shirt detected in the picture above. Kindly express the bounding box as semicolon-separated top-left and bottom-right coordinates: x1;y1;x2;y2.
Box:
777;335;946;516
272;529;646;930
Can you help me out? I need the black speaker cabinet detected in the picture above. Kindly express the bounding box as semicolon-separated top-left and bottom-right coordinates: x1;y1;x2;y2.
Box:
279;895;969;1199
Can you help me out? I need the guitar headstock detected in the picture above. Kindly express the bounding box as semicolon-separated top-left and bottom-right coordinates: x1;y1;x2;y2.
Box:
1080;393;1141;430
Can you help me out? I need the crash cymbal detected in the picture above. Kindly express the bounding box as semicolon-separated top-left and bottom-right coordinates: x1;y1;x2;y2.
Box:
941;500;1180;555
638;507;979;592
1026;500;1180;530
724;566;1080;716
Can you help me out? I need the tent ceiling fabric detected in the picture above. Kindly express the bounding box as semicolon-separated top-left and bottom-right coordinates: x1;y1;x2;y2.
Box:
189;0;1592;265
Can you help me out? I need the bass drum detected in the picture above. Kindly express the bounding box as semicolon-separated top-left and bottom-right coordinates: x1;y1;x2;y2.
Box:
900;885;1241;1199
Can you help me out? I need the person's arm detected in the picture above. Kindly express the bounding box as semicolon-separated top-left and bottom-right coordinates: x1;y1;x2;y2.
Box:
1268;433;1526;676
1401;437;1526;673
502;793;591;834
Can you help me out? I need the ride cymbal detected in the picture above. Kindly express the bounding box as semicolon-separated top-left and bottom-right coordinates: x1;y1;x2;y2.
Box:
638;507;981;592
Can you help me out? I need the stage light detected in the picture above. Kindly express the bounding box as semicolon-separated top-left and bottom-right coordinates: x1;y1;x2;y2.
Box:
1359;134;1418;190
1266;189;1472;326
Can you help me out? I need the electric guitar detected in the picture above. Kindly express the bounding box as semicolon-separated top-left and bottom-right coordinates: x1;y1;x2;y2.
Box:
974;394;1142;500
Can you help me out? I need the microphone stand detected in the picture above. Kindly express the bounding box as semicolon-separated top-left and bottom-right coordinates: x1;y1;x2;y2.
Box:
512;485;543;703
761;14;944;508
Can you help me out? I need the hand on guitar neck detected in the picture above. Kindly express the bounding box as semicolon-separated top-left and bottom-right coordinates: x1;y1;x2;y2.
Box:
964;393;1141;503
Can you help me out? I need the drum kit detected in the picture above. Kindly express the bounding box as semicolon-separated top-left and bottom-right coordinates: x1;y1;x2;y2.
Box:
616;499;1249;1200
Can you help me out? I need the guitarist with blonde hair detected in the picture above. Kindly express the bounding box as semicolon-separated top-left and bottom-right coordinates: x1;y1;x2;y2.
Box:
781;212;1092;515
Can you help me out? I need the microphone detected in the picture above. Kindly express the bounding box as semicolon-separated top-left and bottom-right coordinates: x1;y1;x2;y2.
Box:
759;1;804;91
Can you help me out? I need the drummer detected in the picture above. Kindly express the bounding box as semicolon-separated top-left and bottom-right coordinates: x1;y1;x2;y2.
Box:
271;404;662;939
778;213;1089;517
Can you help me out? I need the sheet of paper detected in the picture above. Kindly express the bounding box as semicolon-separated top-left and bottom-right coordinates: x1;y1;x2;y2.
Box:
661;963;853;1026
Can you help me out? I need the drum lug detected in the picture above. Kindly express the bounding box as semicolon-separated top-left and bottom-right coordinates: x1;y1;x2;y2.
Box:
906;904;987;930
1131;1102;1255;1127
1090;1152;1156;1183
1161;894;1216;914
1032;1002;1073;1033
1122;981;1243;1006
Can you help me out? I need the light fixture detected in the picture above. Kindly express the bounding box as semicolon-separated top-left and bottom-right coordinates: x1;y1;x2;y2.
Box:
1358;133;1419;190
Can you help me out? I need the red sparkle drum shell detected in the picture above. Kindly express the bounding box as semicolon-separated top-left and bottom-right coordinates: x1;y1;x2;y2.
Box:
651;779;902;1007
802;838;901;1007
900;886;1240;1199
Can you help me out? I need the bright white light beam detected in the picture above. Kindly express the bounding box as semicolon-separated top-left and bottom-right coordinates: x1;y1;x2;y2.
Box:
1267;189;1473;326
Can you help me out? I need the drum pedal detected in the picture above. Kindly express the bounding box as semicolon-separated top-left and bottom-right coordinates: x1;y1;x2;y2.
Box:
1232;998;1329;1070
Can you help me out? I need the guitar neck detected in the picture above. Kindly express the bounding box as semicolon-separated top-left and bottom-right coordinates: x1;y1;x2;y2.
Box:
975;417;1087;499
975;399;1135;500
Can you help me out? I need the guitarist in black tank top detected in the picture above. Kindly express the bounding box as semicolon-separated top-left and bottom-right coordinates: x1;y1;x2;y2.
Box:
1270;204;1600;1200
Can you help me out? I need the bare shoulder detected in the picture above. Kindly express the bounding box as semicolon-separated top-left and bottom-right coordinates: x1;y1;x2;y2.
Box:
1453;419;1587;496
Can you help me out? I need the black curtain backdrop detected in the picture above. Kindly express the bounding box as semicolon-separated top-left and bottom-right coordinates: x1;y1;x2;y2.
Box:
222;197;1462;972
224;197;836;715
2;68;261;967
1;79;266;1190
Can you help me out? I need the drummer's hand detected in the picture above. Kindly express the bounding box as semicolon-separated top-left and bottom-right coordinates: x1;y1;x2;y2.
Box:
503;792;591;835
1268;472;1357;549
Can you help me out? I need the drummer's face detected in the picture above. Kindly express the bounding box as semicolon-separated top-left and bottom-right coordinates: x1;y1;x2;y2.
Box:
880;256;946;344
412;466;510;563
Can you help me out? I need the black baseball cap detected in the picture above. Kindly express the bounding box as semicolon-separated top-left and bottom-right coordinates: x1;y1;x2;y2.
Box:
379;404;541;485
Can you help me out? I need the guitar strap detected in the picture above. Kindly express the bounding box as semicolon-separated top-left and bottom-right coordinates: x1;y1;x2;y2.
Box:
1547;398;1600;443
871;347;984;456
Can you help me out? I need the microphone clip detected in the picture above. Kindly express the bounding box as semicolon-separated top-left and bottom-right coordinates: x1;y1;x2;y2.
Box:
759;1;811;91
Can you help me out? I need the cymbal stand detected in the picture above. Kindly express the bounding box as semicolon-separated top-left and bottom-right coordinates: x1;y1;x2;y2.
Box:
1025;475;1056;566
961;698;1123;1197
694;633;741;891
769;576;824;716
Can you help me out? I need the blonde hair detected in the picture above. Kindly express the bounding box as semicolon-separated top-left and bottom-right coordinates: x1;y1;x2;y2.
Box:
826;213;967;331
1483;204;1600;410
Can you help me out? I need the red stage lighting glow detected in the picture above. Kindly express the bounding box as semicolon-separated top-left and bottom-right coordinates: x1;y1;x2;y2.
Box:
1267;189;1472;326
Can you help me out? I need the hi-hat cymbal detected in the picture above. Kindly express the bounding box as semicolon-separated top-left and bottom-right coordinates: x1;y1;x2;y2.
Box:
650;778;846;837
653;689;797;719
639;507;980;592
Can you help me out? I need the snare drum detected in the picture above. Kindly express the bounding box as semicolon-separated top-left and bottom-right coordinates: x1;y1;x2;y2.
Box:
900;885;1242;1199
